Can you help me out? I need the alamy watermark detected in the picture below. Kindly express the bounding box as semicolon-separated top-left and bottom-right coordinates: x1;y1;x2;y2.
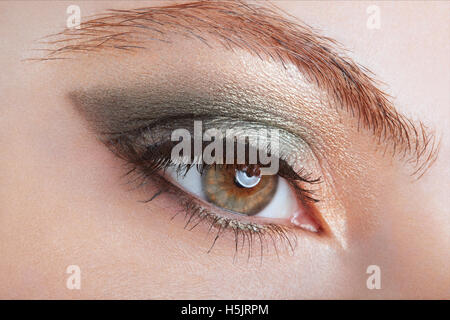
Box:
66;265;81;290
366;265;381;290
66;5;81;29
170;121;280;175
366;5;381;30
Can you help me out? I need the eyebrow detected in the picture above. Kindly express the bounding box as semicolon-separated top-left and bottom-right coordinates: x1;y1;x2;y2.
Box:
38;0;439;178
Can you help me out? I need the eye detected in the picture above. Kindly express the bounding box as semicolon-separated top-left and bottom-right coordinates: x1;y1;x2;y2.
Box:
86;117;325;241
164;164;321;232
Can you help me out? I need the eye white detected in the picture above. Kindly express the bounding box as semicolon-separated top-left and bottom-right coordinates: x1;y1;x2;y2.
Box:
165;166;207;199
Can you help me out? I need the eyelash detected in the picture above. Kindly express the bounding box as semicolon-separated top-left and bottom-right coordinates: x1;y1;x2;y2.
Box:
104;128;322;259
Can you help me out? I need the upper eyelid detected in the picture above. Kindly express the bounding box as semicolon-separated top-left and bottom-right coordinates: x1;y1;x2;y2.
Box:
92;114;320;177
40;0;439;178
69;87;312;141
68;89;325;179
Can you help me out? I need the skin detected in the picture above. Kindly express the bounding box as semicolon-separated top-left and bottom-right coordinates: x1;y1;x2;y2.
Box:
0;1;449;299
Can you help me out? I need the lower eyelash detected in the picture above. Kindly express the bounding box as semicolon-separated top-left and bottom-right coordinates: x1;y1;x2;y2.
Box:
124;164;298;260
170;187;298;258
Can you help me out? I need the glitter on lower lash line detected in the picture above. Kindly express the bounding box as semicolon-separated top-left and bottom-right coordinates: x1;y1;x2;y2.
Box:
212;211;319;234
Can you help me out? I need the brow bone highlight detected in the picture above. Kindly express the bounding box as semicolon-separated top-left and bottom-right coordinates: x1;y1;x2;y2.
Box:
39;0;439;178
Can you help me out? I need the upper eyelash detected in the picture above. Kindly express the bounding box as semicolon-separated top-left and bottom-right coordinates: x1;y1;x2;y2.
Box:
103;128;323;200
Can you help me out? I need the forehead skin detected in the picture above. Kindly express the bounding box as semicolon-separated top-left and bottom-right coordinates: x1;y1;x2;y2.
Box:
0;1;449;299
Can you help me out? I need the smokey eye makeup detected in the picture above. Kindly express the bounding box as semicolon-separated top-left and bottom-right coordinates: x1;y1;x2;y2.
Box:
69;86;329;255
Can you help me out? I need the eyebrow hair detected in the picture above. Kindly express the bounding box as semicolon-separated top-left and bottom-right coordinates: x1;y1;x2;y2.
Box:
38;0;439;178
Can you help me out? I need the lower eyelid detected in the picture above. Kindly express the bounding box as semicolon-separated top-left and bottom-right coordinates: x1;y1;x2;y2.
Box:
151;175;300;252
157;167;322;233
119;163;328;259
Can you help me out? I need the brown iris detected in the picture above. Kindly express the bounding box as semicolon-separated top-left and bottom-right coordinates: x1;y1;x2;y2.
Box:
202;165;278;216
